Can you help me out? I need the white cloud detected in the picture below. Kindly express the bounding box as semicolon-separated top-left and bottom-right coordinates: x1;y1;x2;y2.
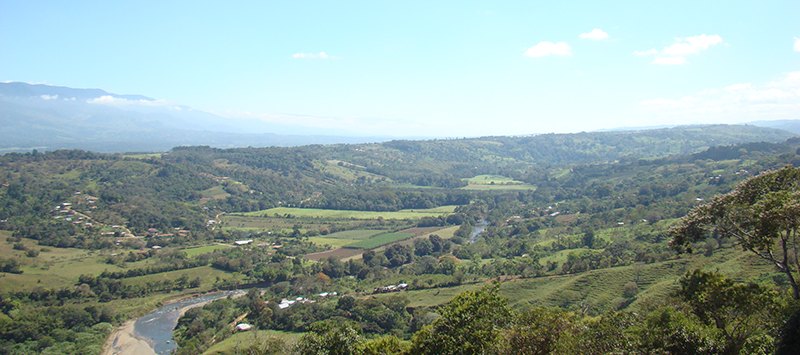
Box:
524;42;572;57
88;95;173;107
768;71;800;88
652;57;686;65
663;34;723;56
638;71;800;122
292;52;332;59
699;88;719;95
724;83;752;91
40;94;58;100
795;37;800;52
633;49;657;56
579;29;608;40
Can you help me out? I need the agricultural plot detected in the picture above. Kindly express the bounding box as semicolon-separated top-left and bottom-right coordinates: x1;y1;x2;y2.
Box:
242;207;451;220
322;229;386;240
306;237;359;249
220;215;334;231
199;185;230;200
346;232;415;249
461;174;535;191
183;244;230;257
304;248;364;261
307;229;388;249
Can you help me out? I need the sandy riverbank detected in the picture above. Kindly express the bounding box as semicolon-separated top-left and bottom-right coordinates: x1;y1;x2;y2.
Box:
101;320;157;355
101;291;246;355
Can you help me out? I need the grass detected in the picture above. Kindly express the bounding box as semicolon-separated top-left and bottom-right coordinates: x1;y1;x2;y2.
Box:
199;185;231;199
461;175;535;191
0;234;134;292
322;230;387;240
399;205;458;213
122;266;243;288
307;237;359;249
346;232;415;249
463;175;520;185
240;207;451;220
374;247;777;316
219;215;337;231
122;153;163;159
203;330;302;355
183;245;230;257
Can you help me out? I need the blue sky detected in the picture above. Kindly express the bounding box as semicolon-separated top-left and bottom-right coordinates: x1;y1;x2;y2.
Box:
2;1;799;137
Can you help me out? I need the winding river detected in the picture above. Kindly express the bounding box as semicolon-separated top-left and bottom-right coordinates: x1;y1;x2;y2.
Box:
132;290;245;354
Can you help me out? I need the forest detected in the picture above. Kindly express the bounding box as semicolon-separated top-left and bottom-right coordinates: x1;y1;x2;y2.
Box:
1;124;800;354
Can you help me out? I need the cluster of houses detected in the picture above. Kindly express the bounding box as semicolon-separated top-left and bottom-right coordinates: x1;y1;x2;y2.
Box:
372;283;408;294
277;291;339;310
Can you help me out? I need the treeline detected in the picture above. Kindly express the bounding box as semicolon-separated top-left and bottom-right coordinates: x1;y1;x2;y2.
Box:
99;259;208;279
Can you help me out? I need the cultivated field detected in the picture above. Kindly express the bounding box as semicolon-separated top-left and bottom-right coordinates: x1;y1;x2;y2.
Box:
240;207;453;220
461;174;535;190
346;232;414;249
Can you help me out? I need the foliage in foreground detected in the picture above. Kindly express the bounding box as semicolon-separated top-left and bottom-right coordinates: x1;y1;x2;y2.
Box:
179;273;797;355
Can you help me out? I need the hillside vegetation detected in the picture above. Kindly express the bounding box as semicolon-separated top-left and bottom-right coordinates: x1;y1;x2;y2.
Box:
1;125;799;354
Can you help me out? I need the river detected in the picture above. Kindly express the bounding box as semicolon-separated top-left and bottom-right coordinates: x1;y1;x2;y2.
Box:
131;290;245;354
116;223;488;354
468;220;488;243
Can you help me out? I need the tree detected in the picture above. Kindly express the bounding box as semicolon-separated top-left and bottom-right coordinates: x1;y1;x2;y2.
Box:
670;166;800;299
675;270;781;354
296;319;364;355
408;281;512;355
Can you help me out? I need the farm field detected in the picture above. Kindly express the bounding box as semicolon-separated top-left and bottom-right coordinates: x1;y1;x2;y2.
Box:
219;215;335;231
239;207;453;220
183;244;231;257
320;229;386;240
461;174;535;190
304;248;364;261
306;236;360;249
346;232;414;249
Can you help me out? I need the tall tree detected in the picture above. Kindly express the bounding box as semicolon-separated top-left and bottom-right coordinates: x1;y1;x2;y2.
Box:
670;166;800;299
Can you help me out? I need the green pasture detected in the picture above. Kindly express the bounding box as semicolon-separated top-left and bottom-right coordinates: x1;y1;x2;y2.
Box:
463;175;519;185
183;244;230;257
323;230;387;240
241;207;451;220
220;215;334;231
399;205;458;213
461;175;535;191
386;248;776;314
307;237;359;249
0;235;136;292
200;185;230;199
346;232;415;249
122;153;163;159
122;266;243;288
203;330;302;355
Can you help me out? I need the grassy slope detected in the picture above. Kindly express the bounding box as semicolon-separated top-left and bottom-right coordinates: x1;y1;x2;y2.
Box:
203;330;302;355
378;248;777;315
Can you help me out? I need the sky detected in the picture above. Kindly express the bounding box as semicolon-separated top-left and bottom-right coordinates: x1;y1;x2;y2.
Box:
2;1;799;137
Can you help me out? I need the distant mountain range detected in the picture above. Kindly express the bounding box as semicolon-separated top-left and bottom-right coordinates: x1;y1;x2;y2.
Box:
0;82;401;153
2;82;799;153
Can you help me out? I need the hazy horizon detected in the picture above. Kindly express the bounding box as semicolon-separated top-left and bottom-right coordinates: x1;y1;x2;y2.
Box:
2;1;799;137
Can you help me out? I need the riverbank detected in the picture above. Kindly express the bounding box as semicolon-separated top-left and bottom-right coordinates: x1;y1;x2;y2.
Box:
101;320;157;355
101;290;247;355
